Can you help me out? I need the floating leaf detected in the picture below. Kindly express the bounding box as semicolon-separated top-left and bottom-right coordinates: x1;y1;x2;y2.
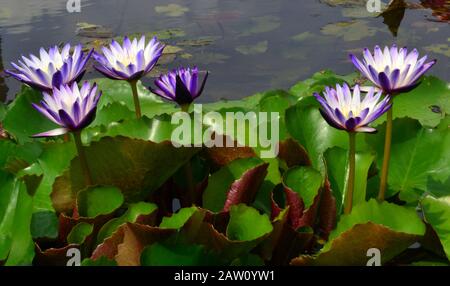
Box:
240;16;280;36
291;31;314;42
321;21;377;41
76;22;113;38
193;52;230;64
424;44;450;58
177;36;219;47
235;41;268;55
289;70;360;98
154;4;189;17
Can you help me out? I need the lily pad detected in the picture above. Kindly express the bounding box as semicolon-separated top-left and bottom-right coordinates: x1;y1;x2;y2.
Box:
424;44;450;58
292;199;425;265
235;41;268;55
421;195;450;260
154;4;189;17
202;157;268;212
77;186;124;218
321;20;377;41
97;202;157;244
52;137;199;213
67;222;94;244
240;16;280;36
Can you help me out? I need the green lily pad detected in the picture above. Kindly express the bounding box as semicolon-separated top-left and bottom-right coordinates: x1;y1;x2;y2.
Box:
77;186;124;218
283;166;323;209
367;118;450;202
81;256;117;266
321;21;377;41
372;76;450;128
160;207;197;229
422;195;450;260
424;44;450;57
235;41;268;55
52;137;199;213
2;86;59;143
154;4;189;17
240;16;280;36
97;202;157;244
227;204;273;241
292;199;425;265
30;211;59;239
141;242;220;266
19;141;76;212
67;222;94;244
0;173;35;265
203;157;268;212
325;147;376;212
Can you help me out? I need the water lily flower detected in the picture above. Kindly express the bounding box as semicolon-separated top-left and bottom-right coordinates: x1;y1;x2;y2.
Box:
32;82;101;137
314;83;391;133
315;83;391;214
150;66;209;108
6;44;93;92
93;36;165;118
93;36;165;81
350;45;436;202
349;45;436;94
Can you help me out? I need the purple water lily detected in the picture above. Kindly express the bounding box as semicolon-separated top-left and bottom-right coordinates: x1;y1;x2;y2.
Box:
314;83;391;133
93;36;165;81
6;44;93;92
151;66;209;106
350;45;436;94
32;82;101;137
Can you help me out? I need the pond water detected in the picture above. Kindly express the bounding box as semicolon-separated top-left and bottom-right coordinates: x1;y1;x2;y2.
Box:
0;0;449;102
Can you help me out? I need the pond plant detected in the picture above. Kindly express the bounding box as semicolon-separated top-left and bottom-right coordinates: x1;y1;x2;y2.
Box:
0;36;448;266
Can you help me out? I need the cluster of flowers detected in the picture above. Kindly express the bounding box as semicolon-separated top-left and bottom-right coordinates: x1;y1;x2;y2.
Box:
6;36;208;137
314;45;436;213
6;37;436;213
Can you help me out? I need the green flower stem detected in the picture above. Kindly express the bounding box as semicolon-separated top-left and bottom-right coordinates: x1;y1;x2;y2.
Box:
344;132;356;214
73;131;93;186
129;80;142;119
378;103;393;201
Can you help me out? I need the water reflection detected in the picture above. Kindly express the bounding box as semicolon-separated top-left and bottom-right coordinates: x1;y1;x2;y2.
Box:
0;0;448;102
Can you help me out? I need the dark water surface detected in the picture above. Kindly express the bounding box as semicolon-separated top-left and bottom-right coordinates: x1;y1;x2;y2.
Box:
0;0;449;102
